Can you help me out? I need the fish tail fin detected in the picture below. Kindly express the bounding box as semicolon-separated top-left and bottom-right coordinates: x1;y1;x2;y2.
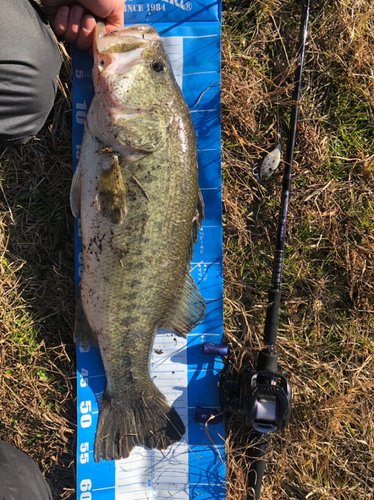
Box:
94;385;185;462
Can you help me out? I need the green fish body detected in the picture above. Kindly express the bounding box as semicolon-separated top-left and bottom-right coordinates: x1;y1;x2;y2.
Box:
70;24;205;462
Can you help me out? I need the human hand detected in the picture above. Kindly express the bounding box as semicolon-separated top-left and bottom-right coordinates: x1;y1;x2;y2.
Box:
41;0;124;51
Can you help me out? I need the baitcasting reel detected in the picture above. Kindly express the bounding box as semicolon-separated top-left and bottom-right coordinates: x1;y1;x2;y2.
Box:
195;343;293;434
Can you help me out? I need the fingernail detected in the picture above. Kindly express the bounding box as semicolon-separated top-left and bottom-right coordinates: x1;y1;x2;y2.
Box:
82;15;96;36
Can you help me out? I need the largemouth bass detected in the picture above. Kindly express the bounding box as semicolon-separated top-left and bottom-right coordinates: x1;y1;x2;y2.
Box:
70;23;206;462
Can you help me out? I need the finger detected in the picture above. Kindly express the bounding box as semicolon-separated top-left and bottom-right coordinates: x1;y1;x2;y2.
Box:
75;0;124;29
41;0;64;17
75;14;96;51
51;5;70;37
105;20;123;34
63;4;84;44
41;0;75;17
105;6;125;32
73;0;124;32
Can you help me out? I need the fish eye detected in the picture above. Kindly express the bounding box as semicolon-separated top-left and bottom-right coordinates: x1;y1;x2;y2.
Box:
151;61;166;73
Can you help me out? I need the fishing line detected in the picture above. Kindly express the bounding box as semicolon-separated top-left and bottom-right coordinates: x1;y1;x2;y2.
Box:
191;81;220;109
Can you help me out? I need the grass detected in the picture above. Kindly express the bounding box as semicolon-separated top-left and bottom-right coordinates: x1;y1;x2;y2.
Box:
222;1;374;498
0;0;373;499
0;46;76;498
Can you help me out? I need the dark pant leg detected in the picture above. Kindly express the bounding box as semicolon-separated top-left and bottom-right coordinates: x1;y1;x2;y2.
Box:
0;440;52;500
0;0;62;145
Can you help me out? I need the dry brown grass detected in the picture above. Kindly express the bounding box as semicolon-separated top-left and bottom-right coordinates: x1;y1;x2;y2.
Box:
0;1;373;499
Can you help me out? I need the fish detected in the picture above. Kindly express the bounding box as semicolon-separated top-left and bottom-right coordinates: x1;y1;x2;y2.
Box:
70;23;206;462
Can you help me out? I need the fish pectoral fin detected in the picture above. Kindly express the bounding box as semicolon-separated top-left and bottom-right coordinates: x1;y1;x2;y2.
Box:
74;293;99;348
98;154;127;224
70;166;82;217
162;273;206;337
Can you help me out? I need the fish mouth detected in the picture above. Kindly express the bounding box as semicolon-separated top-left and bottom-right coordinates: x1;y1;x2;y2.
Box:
93;23;160;78
95;23;160;56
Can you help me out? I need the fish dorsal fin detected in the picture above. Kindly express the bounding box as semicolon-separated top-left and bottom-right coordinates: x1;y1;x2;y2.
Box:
162;272;206;338
70;166;81;218
188;189;204;261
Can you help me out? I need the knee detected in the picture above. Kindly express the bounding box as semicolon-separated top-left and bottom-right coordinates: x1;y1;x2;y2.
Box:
0;55;62;145
0;1;62;145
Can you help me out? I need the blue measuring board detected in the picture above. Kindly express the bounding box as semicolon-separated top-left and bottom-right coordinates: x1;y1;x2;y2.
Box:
73;1;223;498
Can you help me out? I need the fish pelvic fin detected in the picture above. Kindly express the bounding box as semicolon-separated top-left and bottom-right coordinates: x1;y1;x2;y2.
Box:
162;272;206;338
73;293;98;348
94;385;185;462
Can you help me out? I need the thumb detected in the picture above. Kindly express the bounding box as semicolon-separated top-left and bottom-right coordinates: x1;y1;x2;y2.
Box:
104;9;124;32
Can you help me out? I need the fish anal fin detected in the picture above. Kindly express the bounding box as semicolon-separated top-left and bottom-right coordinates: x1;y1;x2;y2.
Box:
162;273;206;337
98;154;126;224
70;166;81;218
74;293;98;348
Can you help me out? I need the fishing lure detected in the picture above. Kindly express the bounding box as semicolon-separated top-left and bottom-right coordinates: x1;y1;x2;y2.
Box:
254;144;282;183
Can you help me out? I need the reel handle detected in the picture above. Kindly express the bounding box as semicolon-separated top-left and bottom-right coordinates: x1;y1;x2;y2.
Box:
202;342;229;357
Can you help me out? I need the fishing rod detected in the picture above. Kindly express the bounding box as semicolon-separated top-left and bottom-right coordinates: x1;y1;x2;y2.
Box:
196;0;311;498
